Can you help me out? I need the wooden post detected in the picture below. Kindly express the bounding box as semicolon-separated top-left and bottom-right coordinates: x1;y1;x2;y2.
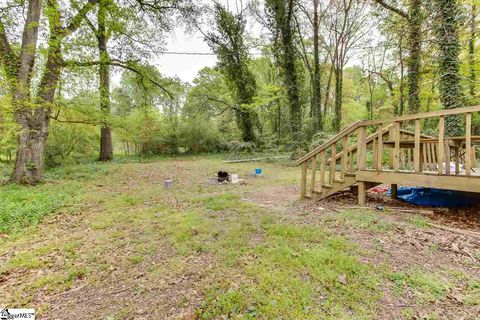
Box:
391;184;398;199
357;126;367;170
455;145;460;175
300;161;307;198
348;150;354;172
466;113;472;176
472;146;477;168
377;123;383;171
437;116;445;175
319;150;325;191
445;141;450;175
422;143;427;171
393;121;400;172
419;143;424;173
389;126;394;169
330;143;336;184
341;136;348;180
310;155;317;194
414;119;421;173
358;182;366;205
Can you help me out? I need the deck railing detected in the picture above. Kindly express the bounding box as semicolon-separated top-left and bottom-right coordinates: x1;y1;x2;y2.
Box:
298;105;480;202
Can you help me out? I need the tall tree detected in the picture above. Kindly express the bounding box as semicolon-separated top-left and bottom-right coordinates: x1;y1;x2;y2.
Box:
265;0;302;145
0;0;97;184
311;0;322;131
326;0;369;132
206;2;257;142
373;0;423;114
295;0;325;131
98;0;113;161
433;0;462;136
468;2;476;98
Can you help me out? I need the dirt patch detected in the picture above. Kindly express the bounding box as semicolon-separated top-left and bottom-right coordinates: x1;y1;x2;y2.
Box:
242;185;299;208
290;191;480;320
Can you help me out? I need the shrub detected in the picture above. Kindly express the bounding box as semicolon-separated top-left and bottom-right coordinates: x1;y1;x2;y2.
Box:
45;122;99;168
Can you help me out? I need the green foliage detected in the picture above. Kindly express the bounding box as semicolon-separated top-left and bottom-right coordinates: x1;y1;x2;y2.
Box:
0;181;81;234
45;122;99;168
207;4;257;142
433;0;463;136
264;0;303;145
389;268;450;302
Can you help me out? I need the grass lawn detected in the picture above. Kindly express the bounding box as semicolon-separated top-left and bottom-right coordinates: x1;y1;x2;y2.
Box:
0;156;479;319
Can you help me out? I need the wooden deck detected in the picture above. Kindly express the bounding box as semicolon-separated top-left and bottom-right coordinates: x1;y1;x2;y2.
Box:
298;105;480;204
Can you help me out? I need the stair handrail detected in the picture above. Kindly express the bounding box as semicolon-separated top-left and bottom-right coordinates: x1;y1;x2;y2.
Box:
297;120;363;165
362;105;480;126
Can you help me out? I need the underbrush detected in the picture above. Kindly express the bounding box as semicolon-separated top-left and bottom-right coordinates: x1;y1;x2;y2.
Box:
0;182;81;234
0;162;112;235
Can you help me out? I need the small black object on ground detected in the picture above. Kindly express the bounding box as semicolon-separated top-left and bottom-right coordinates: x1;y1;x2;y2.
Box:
217;171;229;183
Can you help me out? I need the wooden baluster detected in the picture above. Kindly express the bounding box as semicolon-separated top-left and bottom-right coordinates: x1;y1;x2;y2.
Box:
319;150;325;191
330;143;336;184
414;119;421;173
431;143;436;167
399;149;405;170
455;144;460;175
426;143;431;170
389;126;394;170
341;135;348;180
377;123;383;171
357;126;367;205
422;143;427;171
372;137;377;170
300;161;307;198
437;116;445;175
393;121;400;172
349;149;354;172
472;146;477;169
408;148;412;171
466;113;472;176
419;141;424;173
310;155;317;194
445;141;450;175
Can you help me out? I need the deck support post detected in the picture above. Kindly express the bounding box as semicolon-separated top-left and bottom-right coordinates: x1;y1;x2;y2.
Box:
391;184;398;199
358;181;366;205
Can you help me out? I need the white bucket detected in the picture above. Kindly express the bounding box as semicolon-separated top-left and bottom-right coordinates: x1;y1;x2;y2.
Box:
230;174;239;184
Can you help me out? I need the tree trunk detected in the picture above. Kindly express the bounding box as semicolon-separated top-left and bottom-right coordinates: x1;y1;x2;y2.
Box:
312;0;322;131
433;0;462;136
284;0;301;145
98;0;113;161
333;67;343;132
398;33;405;116
13;111;48;184
469;3;476;98
11;0;43;184
324;64;334;116
407;0;421;114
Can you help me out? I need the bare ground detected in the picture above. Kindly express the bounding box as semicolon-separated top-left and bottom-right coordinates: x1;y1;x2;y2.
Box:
1;158;479;319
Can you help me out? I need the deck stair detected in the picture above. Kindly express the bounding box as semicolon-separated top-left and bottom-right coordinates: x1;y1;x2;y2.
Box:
298;106;480;204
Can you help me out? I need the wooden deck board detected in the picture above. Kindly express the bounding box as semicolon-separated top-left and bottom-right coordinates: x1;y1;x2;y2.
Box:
356;170;480;194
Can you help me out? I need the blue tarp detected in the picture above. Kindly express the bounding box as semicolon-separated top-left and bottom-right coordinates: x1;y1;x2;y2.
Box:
388;187;480;208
